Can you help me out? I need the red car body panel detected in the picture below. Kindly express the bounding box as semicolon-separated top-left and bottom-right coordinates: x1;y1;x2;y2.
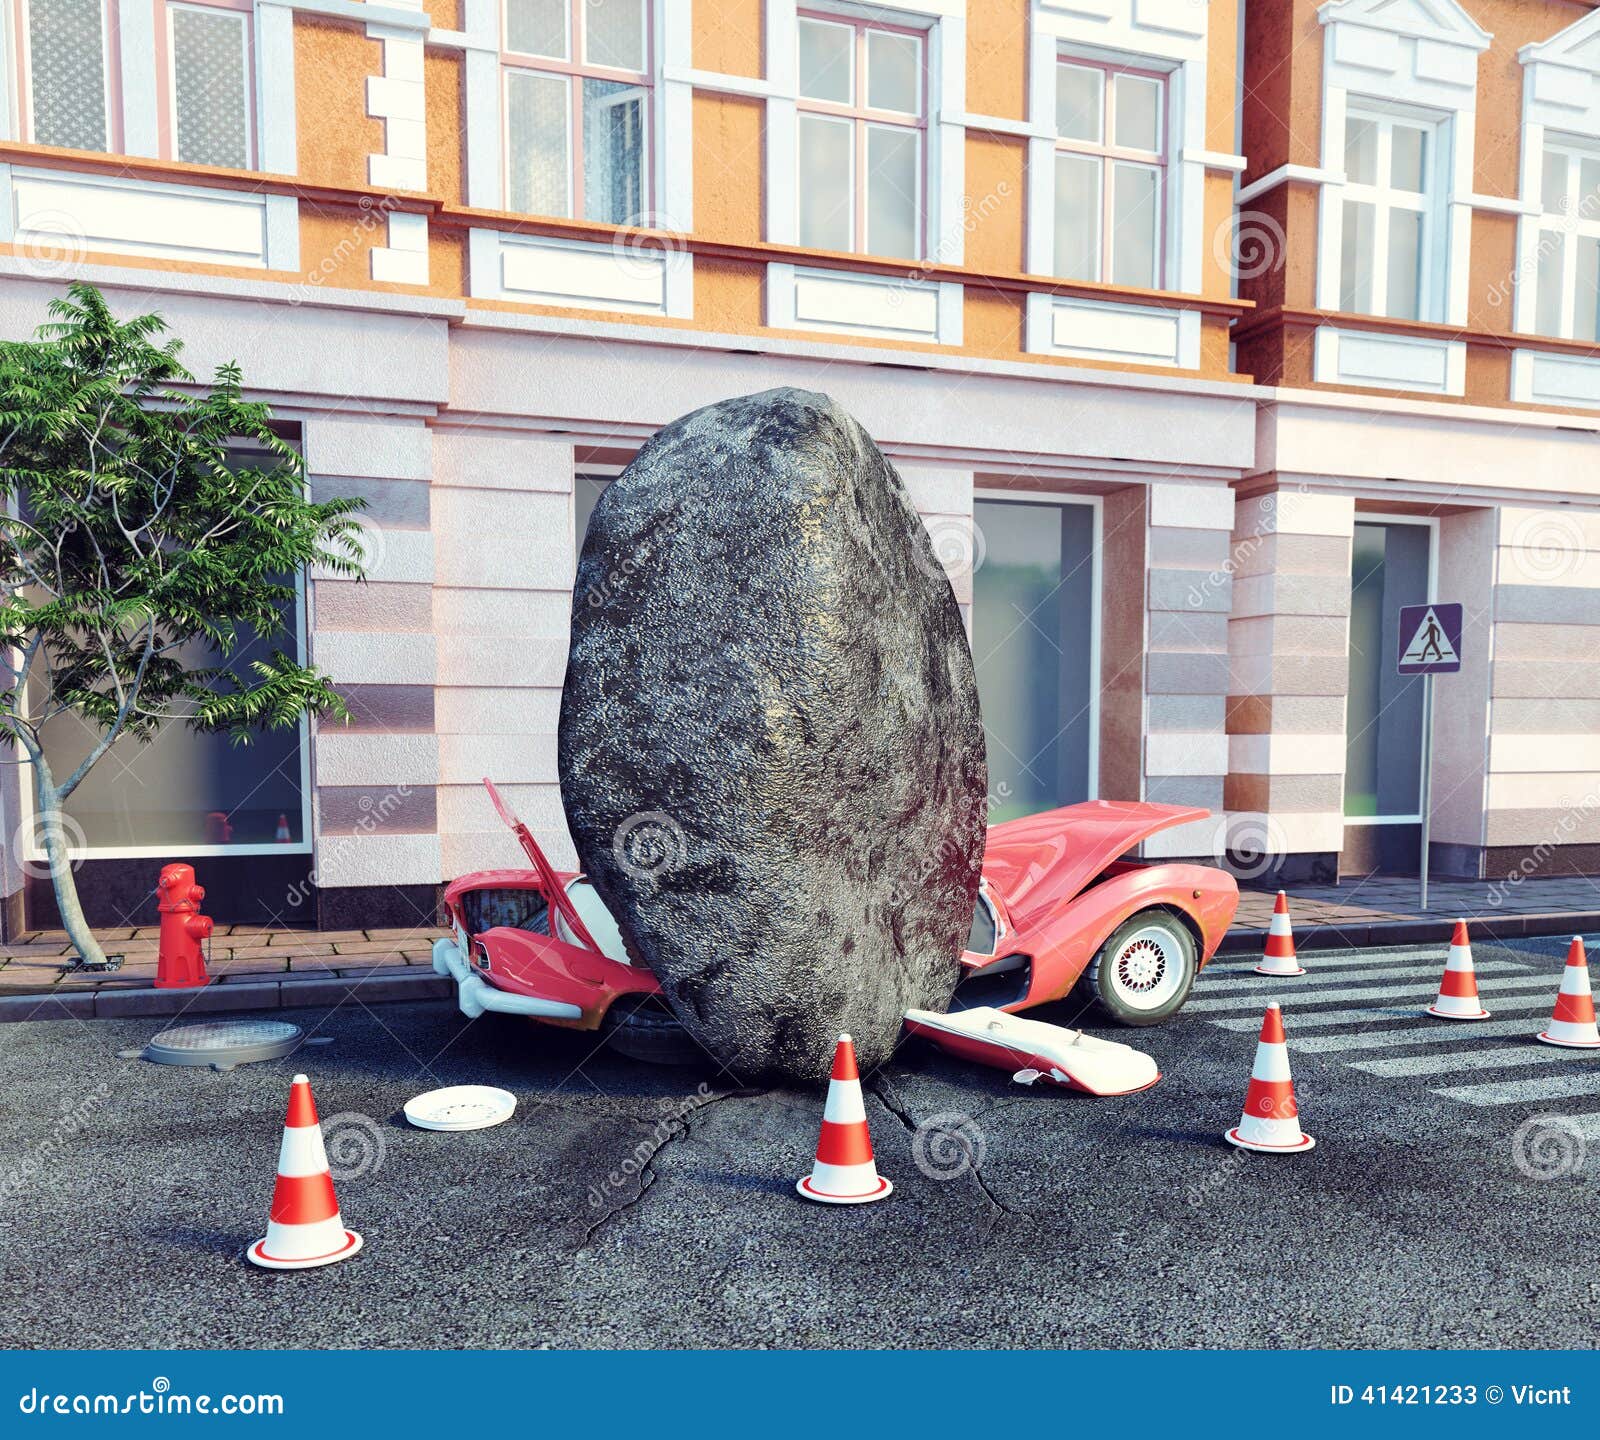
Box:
972;801;1238;1011
442;786;1239;1031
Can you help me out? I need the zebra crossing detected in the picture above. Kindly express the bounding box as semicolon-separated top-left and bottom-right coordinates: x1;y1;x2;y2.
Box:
1193;942;1600;1114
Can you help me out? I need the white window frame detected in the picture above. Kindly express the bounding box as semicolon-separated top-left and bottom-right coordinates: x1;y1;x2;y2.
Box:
1050;56;1168;290
162;0;255;169
498;0;654;225
1529;133;1600;342
14;570;314;861
794;8;928;261
972;488;1102;805
1335;103;1445;323
1341;511;1438;830
11;0;119;151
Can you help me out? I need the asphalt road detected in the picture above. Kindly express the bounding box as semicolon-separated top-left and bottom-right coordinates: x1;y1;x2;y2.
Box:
3;931;1599;1350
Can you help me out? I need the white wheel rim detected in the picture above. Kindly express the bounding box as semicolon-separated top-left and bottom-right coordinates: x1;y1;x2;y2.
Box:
1109;925;1187;1011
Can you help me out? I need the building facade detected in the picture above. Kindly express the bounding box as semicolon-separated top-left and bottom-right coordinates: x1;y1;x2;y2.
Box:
0;0;1593;931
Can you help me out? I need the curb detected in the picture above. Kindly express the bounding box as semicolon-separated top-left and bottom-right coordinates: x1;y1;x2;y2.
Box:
1216;911;1600;956
0;970;453;1023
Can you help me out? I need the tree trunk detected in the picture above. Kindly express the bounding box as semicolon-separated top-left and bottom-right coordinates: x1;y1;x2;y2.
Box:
33;762;109;968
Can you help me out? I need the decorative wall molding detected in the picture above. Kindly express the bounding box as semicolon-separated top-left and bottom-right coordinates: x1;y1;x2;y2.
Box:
1236;163;1344;206
1027;291;1200;368
766;263;960;344
1313;323;1466;397
468;227;692;318
0;164;298;271
1510;348;1600;410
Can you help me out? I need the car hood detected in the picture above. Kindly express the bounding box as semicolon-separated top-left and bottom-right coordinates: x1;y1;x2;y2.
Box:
981;801;1211;933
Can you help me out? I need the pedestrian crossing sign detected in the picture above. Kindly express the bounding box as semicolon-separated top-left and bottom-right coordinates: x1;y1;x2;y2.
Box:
1397;602;1463;675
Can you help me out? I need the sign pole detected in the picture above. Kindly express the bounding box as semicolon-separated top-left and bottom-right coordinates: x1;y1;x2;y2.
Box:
1397;600;1461;913
1419;671;1434;912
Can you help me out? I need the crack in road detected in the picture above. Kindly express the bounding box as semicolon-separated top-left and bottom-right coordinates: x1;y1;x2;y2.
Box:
576;1087;768;1252
869;1074;1029;1231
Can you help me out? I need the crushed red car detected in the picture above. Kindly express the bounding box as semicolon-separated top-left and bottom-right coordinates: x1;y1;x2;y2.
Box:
433;780;1239;1064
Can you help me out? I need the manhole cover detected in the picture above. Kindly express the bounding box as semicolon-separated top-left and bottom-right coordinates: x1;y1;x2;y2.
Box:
143;1019;304;1071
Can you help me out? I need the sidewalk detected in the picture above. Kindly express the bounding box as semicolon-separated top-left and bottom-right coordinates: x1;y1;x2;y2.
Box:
0;924;450;1022
4;873;1599;1022
1222;874;1600;952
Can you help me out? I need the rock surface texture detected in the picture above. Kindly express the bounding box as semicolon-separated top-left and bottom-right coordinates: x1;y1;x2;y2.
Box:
559;388;987;1083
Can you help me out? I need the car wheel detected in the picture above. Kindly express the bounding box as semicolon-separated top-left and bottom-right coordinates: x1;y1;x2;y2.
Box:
599;994;705;1067
1086;911;1197;1026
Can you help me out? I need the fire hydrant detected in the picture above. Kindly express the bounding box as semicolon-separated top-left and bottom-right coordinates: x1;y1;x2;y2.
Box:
155;863;214;989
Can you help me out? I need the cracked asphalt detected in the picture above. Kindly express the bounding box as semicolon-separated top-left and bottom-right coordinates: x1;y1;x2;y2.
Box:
3;935;1598;1349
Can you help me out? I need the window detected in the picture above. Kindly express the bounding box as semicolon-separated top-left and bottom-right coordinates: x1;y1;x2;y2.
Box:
164;0;254;168
1532;136;1600;343
796;11;925;260
16;0;117;151
972;497;1099;822
1338;109;1438;322
1052;58;1165;289
502;0;651;224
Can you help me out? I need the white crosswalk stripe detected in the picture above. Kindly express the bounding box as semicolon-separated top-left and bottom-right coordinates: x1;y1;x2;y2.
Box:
1187;974;1553;1012
1198;960;1529;994
1351;1046;1595;1079
1207;991;1556;1032
1287;1017;1555;1053
1190;948;1600;1120
1435;1073;1600;1107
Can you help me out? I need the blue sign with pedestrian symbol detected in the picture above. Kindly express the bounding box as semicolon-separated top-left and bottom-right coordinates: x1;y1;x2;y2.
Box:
1397;601;1463;675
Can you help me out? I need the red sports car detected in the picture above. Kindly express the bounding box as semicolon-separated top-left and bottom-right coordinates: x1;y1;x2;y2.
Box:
433;781;1239;1063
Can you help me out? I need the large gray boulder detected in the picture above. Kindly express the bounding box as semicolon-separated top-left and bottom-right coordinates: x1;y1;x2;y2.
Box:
558;388;987;1083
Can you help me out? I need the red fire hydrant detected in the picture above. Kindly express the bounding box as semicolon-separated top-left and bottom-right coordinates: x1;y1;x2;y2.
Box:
155;863;214;989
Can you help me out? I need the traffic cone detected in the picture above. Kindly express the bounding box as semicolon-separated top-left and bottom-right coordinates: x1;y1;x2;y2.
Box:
797;1034;893;1205
247;1074;364;1269
275;813;292;843
1255;891;1306;977
1225;1002;1315;1153
1537;937;1600;1050
1426;919;1491;1020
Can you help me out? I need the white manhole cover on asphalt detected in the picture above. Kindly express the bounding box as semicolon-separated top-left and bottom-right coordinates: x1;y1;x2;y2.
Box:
142;1019;304;1071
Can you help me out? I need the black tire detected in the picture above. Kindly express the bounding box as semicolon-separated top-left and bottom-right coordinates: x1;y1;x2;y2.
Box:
599;994;705;1066
1085;910;1198;1026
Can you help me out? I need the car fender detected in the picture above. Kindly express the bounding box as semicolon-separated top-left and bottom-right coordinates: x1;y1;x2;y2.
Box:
1016;863;1239;1007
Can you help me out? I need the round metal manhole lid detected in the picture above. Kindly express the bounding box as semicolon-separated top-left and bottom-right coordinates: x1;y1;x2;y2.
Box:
144;1019;304;1070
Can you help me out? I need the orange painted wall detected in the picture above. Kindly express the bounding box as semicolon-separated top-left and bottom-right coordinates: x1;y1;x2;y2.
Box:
293;17;381;191
695;0;764;78
967;0;1029;122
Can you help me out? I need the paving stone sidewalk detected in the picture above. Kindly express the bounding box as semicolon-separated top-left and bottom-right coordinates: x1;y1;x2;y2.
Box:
0;924;450;1022
3;871;1598;1020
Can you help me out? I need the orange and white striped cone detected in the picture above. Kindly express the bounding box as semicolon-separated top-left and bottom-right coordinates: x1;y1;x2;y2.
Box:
1255;891;1305;977
797;1034;893;1205
1225;1002;1315;1154
1426;919;1491;1021
247;1074;364;1270
1537;937;1600;1050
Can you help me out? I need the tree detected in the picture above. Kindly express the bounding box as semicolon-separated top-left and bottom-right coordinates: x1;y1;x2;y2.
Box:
0;283;368;967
